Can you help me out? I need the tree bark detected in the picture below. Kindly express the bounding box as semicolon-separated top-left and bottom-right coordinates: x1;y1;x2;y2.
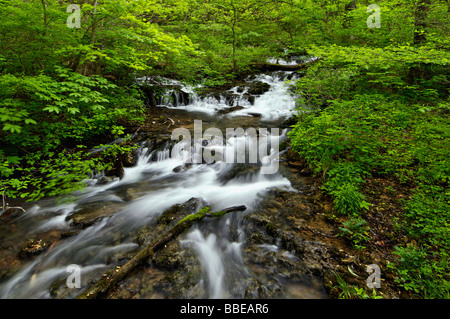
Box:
408;0;432;84
343;0;357;29
77;205;246;299
413;0;431;45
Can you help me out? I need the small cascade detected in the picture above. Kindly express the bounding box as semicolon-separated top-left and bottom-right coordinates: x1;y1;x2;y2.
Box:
142;66;301;119
181;229;226;299
165;71;299;119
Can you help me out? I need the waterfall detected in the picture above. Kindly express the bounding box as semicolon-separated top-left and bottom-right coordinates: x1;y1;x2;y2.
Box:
152;71;300;120
181;229;226;299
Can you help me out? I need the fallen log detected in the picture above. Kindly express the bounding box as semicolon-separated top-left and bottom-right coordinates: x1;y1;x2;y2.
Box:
77;205;246;299
251;57;322;72
205;205;247;218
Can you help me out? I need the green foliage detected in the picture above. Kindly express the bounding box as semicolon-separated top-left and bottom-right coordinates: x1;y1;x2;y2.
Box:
331;184;370;217
339;218;371;250
288;0;449;298
0;150;105;201
388;245;449;298
334;271;383;299
0;66;144;150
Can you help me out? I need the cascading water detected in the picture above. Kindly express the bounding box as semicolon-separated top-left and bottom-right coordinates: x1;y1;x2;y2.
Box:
153;71;300;120
0;67;311;299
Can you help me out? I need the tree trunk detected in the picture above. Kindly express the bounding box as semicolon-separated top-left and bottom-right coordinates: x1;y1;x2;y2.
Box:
343;0;357;29
408;0;432;84
252;57;322;72
413;0;431;45
231;2;238;71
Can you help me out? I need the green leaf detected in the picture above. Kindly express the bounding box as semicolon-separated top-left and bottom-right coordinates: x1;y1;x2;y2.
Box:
3;123;22;133
24;118;37;125
6;156;21;164
67;107;80;115
43;105;61;114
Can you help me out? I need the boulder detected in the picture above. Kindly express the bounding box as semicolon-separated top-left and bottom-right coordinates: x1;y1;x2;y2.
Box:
18;239;50;259
246;81;271;95
66;202;123;228
217;105;245;115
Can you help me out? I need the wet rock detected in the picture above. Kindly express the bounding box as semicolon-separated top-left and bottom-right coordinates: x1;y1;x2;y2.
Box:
151;240;184;270
236;86;246;93
282;115;298;128
121;150;138;168
244;94;255;105
279;232;305;255
105;157;125;179
18;239;50;259
143;84;192;107
218;163;261;183
299;167;314;176
222;93;240;106
198;90;240;106
172;164;192;173
139;83;159;107
97;176;115;185
154;261;204;299
122;188;141;201
136;197;208;246
170;88;191;107
50;278;72;299
217;105;245;115
246;81;271;95
0;251;22;281
50;266;107;299
66;202;123;228
239;190;340;295
243;278;269;299
61;230;80;238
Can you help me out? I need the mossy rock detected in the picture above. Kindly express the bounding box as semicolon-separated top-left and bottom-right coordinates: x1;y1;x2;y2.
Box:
247;81;271;95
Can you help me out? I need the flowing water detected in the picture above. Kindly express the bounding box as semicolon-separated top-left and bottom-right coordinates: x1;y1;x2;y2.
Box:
0;67;326;299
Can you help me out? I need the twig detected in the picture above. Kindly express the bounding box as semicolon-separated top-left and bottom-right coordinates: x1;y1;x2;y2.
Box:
131;126;142;139
1;188;26;213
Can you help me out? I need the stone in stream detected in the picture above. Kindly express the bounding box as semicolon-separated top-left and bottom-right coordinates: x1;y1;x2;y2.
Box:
172;163;192;173
196;79;270;107
65;202;123;228
216;105;245;115
218;163;261;184
18;239;50;259
96;176;115;185
136;197;208;247
246;81;271;95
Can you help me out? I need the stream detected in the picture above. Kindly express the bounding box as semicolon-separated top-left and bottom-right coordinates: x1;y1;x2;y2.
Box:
0;64;330;299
